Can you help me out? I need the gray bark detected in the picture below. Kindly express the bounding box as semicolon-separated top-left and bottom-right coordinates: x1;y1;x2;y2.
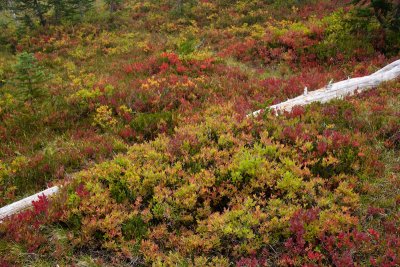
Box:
250;59;400;116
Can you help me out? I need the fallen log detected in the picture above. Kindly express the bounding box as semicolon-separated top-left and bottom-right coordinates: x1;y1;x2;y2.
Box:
0;186;59;221
250;59;400;116
0;59;399;221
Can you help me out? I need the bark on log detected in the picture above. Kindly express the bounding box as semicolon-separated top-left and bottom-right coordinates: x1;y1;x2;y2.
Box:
0;186;59;221
250;59;400;117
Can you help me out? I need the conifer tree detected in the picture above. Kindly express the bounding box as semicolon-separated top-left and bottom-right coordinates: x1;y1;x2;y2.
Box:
49;0;94;22
48;0;67;22
13;52;47;103
353;0;400;31
3;0;95;25
12;0;49;26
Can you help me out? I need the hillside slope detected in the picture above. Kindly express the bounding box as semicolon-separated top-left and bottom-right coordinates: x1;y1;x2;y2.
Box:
0;0;399;266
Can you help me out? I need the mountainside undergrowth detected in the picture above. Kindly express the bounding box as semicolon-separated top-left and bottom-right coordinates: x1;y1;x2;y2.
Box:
0;0;399;266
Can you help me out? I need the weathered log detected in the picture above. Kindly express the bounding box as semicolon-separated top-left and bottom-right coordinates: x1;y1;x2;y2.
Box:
0;186;59;221
250;59;400;116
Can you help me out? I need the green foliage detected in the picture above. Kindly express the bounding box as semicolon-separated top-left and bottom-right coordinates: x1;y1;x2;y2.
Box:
130;111;175;140
3;0;95;27
276;171;303;199
351;0;400;52
177;35;199;56
11;0;50;26
49;0;95;23
353;0;400;31
121;216;147;240
312;9;376;60
12;52;48;103
170;0;198;17
230;145;269;184
104;0;123;13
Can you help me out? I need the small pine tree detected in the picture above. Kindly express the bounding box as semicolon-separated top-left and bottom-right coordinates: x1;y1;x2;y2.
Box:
13;52;47;103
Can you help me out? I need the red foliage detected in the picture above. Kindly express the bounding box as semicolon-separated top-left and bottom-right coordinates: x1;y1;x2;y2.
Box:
317;141;328;156
119;126;136;141
277;209;400;266
287;106;305;118
3;195;61;253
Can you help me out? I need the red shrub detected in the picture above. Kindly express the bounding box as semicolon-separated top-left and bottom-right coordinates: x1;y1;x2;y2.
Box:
3;195;59;253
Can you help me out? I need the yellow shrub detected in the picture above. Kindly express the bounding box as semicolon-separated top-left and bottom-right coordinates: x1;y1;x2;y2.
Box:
93;105;117;130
